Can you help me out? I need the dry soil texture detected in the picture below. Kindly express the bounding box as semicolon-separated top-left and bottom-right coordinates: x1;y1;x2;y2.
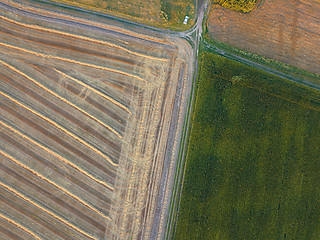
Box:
42;0;195;30
208;0;320;74
49;0;162;23
0;0;193;239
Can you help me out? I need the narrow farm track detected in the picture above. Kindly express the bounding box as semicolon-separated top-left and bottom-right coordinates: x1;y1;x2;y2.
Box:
0;0;193;239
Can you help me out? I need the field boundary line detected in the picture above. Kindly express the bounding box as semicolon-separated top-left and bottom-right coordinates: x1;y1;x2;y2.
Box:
54;68;131;114
203;40;320;91
0;120;114;191
0;15;168;62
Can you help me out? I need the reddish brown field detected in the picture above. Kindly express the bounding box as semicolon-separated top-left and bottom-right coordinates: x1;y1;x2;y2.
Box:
208;0;320;74
0;0;193;239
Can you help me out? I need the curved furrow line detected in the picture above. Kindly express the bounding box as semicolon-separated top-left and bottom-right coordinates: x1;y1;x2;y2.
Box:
25;64;128;126
0;212;42;240
0;59;123;140
0;91;118;170
100;78;143;95
0;181;98;240
54;68;132;114
0;120;115;191
0;149;111;222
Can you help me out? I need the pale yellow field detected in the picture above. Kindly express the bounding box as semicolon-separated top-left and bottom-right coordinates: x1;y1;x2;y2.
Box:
0;0;193;239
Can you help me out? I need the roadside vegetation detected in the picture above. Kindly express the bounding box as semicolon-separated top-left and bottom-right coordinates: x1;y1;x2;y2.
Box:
160;0;194;29
213;0;258;12
174;50;320;239
45;0;194;30
203;38;320;88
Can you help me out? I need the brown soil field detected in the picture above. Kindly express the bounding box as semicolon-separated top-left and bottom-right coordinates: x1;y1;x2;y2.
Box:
208;0;320;74
0;0;193;239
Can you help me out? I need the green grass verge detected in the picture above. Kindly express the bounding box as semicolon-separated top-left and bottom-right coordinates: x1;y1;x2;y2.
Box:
174;51;320;239
160;0;195;30
44;0;195;30
204;37;320;88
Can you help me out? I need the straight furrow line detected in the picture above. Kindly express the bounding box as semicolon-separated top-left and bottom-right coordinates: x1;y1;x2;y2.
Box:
0;212;42;240
0;149;111;221
54;68;131;114
0;59;122;139
0;133;113;206
0;15;168;62
0;71;121;154
0;181;98;240
0;120;114;191
0;24;135;67
0;91;118;168
4;0;171;45
0;42;146;84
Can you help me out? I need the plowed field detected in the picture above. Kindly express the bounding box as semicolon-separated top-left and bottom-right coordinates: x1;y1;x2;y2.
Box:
0;0;193;239
208;0;320;74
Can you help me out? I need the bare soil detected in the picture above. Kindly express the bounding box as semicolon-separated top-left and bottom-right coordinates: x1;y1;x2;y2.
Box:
208;0;320;74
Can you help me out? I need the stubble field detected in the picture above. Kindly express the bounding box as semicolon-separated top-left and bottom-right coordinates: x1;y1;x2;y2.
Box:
208;0;320;74
0;0;193;239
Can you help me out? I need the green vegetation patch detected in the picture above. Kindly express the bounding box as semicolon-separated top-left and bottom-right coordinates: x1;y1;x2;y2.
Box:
204;38;320;88
46;0;194;30
175;51;320;239
213;0;258;13
161;0;194;29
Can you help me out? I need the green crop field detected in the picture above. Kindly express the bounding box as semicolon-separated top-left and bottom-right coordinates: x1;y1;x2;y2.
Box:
174;51;320;239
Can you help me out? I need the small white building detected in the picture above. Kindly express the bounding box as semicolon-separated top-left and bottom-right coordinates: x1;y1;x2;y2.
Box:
183;16;189;25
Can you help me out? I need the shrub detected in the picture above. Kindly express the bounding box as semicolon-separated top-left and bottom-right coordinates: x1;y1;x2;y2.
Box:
213;0;258;13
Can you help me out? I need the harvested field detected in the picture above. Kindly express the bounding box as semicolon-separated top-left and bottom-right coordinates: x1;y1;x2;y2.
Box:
208;0;320;74
0;0;193;239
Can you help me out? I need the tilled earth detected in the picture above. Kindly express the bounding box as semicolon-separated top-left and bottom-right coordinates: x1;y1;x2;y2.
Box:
208;0;320;74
